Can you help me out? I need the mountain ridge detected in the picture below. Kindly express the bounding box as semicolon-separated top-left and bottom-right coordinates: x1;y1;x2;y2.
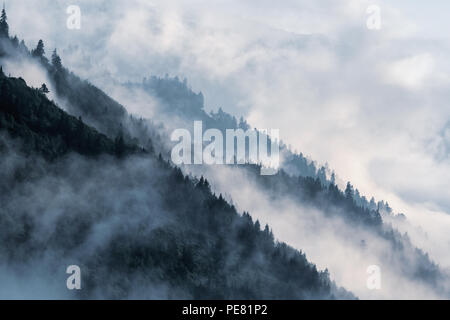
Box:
0;56;352;299
0;8;448;299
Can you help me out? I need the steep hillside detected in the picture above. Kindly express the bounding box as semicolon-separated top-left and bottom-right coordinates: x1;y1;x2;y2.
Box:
0;68;143;159
0;70;351;299
1;10;448;299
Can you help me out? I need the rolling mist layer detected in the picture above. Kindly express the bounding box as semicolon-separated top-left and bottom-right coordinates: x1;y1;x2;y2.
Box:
1;2;450;300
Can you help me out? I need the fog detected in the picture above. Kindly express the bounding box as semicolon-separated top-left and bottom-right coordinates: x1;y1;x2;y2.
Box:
0;135;179;299
185;164;448;299
2;0;450;299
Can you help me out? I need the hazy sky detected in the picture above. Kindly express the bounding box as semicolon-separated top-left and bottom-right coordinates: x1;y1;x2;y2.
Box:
4;0;450;267
392;0;450;40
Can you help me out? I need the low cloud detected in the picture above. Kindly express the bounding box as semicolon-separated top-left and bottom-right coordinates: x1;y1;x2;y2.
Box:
3;0;450;295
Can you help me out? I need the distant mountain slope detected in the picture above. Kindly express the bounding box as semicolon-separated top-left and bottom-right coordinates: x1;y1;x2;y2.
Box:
43;59;449;297
136;76;449;298
18;47;448;297
0;11;448;299
0;69;352;299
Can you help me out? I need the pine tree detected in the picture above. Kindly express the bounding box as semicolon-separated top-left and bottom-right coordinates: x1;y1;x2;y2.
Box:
32;40;45;58
317;166;327;185
369;197;377;211
264;224;274;242
51;49;63;70
354;189;361;206
330;172;336;185
0;6;9;38
39;83;49;94
345;182;354;201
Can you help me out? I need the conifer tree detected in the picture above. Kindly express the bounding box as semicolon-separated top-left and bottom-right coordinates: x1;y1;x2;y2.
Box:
0;5;9;38
345;182;354;201
40;83;49;94
52;49;63;70
330;172;336;185
32;40;45;58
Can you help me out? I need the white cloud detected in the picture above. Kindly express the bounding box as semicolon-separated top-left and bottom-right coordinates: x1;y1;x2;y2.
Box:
382;53;435;89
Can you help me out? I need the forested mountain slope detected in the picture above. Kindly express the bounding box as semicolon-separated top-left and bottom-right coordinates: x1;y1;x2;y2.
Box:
140;76;449;298
0;9;448;299
0;69;351;298
45;56;450;297
0;68;141;159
